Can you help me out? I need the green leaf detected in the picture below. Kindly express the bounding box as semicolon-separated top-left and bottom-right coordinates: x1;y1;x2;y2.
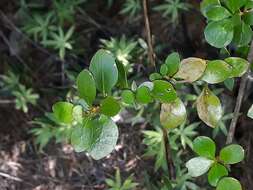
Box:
160;64;168;76
165;52;180;77
186;157;214;177
76;69;96;105
204;19;234;48
52;101;73;124
247;104;253;119
152;80;177;103
224;78;234;91
100;96;121;117
224;0;246;13
225;57;249;77
121;90;135;105
197;86;222;128
242;11;253;25
201;60;231;84
149;72;162;81
193;136;216;159
219;144;245;164
160;98;187;129
205;5;231;21
208;163;228;187
71;119;100;152
116;60;128;88
200;0;220;16
89;49;118;95
72;105;83;123
136;86;153;104
233;21;252;47
89;116;119;160
174;58;206;82
216;177;242;190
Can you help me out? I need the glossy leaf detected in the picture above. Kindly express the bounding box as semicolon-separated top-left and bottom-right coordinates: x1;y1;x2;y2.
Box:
89;49;118;95
100;96;121;117
205;6;231;21
208;163;228;187
165;52;180;76
160;98;186;129
186;157;214;177
152;80;177;103
116;60;128;88
136;86;153;104
233;21;252;47
76;69;96;105
174;58;206;82
219;144;245;164
225;57;249;77
216;177;242;190
204;19;234;48
89;116;119;160
193;136;216;159
52;101;73;124
197;87;222;128
121;90;135;105
201;60;231;84
200;0;220;16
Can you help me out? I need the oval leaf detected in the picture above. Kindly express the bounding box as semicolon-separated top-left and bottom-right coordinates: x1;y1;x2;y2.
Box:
219;144;245;164
186;157;214;177
197;87;222;128
204;19;234;48
100;96;121;117
216;177;242;190
121;89;135;105
89;49;118;95
89;116;119;160
52;101;73;124
224;57;249;78
152;80;177;103
205;5;231;21
160;98;187;129
174;58;206;82
233;21;253;47
208;163;228;187
165;52;180;77
201;60;231;84
200;0;220;16
76;69;96;105
136;86;153;104
193;136;216;159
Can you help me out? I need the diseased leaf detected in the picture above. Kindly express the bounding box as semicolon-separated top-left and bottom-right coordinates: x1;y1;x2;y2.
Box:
52;101;73;124
219;144;245;164
216;177;242;190
224;57;249;77
165;52;180;77
204;19;234;48
186;157;214;177
100;96;121;117
152;80;177;103
193;136;216;159
89;49;118;95
174;58;206;82
89;116;119;160
197;86;222;128
201;60;231;84
160;98;186;129
76;69;96;105
208;163;228;187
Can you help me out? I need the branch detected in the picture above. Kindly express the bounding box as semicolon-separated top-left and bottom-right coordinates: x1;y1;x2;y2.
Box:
226;41;253;144
142;0;156;68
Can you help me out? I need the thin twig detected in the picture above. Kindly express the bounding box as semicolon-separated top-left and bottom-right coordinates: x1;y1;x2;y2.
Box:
142;0;156;68
0;171;23;182
162;128;176;179
226;41;253;144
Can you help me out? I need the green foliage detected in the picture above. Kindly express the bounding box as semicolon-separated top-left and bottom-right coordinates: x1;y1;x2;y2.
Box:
120;0;141;18
105;168;138;190
186;136;244;188
43;26;75;60
154;0;190;24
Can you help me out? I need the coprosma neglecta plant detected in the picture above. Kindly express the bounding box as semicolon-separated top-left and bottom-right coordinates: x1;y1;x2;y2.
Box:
45;0;253;189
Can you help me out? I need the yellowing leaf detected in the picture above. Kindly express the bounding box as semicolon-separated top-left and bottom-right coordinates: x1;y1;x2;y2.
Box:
197;86;222;128
160;98;186;129
174;58;206;82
